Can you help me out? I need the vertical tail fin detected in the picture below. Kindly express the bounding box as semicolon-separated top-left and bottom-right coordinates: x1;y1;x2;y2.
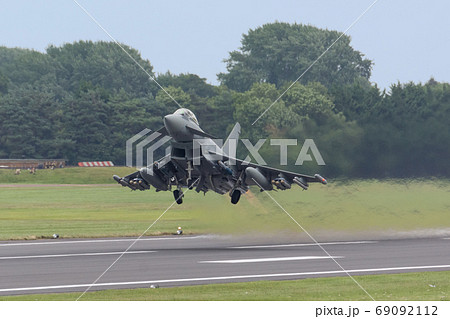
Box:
222;122;241;158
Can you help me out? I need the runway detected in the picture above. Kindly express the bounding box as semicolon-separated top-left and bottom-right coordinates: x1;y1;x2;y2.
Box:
0;235;449;296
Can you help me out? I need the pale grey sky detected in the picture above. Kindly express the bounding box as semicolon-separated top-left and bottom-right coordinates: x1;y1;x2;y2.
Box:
1;0;449;89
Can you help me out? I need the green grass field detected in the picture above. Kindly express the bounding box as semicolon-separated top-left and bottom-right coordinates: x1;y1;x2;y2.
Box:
1;271;448;301
0;166;135;184
0;168;449;240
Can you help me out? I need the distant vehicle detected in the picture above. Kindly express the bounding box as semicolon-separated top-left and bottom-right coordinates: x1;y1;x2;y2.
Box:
114;108;327;204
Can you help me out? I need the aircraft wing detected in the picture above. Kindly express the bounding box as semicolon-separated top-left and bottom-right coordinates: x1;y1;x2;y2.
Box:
241;160;326;184
239;159;326;189
207;149;327;190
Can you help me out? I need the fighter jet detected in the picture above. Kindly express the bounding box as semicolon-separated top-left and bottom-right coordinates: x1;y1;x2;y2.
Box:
113;108;327;204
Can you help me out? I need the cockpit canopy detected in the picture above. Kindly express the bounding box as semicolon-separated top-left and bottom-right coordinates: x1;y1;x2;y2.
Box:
173;108;199;125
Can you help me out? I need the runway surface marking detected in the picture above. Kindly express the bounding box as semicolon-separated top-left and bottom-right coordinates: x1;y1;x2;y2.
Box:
0;251;156;260
2;264;449;293
229;241;376;249
198;256;343;263
0;236;205;247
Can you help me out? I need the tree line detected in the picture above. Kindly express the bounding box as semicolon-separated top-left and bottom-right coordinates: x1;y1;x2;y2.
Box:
0;22;448;178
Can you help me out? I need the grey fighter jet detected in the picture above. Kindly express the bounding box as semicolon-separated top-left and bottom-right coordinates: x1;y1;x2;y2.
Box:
113;108;327;204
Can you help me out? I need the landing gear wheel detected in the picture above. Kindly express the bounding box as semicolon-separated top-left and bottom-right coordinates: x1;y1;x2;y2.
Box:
173;189;183;204
231;189;241;204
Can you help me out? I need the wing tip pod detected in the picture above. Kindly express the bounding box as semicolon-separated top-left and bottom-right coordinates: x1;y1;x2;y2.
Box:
314;174;327;185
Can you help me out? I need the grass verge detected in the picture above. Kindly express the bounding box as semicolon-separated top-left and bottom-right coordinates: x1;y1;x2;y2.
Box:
0;167;135;184
1;271;448;301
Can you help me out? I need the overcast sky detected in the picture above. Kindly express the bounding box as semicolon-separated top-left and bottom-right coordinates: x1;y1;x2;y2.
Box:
1;1;449;90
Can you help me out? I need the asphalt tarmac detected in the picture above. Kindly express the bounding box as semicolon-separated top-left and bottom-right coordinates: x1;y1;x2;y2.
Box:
0;235;449;296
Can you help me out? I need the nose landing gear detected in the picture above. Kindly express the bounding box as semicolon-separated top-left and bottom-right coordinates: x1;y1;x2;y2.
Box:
173;189;184;204
230;189;241;204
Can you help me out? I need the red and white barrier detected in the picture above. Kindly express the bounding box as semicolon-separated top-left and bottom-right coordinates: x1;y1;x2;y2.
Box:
78;161;114;167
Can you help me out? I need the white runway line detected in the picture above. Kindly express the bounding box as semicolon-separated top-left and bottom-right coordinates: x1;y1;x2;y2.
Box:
0;236;205;247
229;241;377;249
1;264;450;293
0;251;156;260
199;256;343;264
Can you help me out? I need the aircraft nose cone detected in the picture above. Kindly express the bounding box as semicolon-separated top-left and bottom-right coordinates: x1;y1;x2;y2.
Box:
164;114;191;142
164;114;181;133
163;114;175;128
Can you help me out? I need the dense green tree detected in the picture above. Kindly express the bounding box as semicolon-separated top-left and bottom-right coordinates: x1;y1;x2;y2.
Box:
156;72;216;98
258;114;364;177
0;70;9;94
357;81;450;177
0;88;66;158
47;41;157;96
219;22;372;92
240;82;364;176
155;85;191;111
0;47;58;89
330;79;382;121
60;88;112;162
232;82;337;140
0;38;448;178
282;82;335;124
107;89;160;164
232;83;291;139
203;86;235;138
